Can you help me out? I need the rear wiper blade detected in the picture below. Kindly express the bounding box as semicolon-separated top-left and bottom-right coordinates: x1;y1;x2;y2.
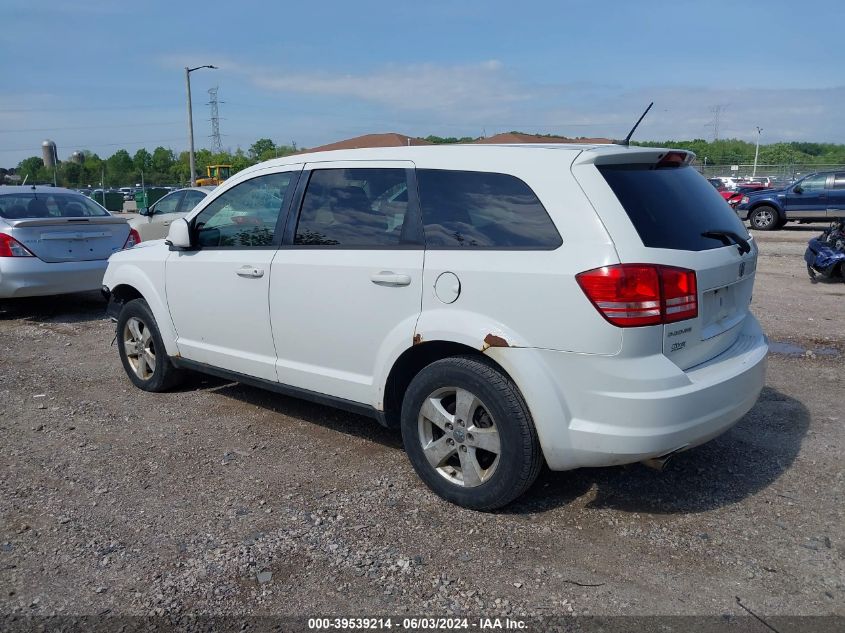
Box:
701;230;751;254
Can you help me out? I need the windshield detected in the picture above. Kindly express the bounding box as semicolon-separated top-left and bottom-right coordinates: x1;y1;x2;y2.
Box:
598;163;749;251
0;193;110;219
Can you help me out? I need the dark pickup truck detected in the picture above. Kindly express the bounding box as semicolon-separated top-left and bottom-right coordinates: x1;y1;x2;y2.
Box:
735;171;845;230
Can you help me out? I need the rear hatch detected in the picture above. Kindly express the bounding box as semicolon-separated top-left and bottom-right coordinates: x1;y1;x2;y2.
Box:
0;192;130;262
572;148;758;370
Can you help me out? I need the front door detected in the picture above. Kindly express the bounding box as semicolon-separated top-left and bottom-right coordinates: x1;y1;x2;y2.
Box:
269;162;424;406
784;173;829;220
165;168;301;380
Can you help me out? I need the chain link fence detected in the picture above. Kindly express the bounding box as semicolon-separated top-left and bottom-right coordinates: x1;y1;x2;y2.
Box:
695;163;845;182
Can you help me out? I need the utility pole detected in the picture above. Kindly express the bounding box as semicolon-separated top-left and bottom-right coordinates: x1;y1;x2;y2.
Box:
185;64;217;186
752;126;763;178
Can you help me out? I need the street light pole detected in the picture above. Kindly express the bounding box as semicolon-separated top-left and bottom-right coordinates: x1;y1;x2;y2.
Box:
752;126;763;178
185;64;217;187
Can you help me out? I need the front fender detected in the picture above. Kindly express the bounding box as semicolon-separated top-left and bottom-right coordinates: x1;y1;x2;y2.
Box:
103;258;177;355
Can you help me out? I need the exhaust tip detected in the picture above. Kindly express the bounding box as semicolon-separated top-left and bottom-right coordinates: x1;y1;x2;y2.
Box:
641;455;673;472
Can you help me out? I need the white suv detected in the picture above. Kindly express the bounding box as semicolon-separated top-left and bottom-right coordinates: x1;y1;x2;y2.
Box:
103;144;768;510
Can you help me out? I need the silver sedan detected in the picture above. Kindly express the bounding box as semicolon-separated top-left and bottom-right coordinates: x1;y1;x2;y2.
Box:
0;186;136;298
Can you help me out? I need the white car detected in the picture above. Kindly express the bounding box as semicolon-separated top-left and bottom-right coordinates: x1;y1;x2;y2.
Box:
129;187;212;242
102;144;768;509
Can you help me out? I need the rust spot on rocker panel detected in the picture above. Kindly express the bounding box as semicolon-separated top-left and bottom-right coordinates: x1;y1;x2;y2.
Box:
413;333;423;345
482;333;510;351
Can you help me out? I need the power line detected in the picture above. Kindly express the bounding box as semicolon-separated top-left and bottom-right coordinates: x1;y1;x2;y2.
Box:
0;121;182;134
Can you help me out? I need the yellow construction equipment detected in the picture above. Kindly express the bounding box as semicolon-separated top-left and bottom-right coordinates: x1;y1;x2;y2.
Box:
196;164;232;186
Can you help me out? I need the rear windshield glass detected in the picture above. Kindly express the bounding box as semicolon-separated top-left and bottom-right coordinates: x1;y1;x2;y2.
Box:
598;164;749;251
0;193;109;219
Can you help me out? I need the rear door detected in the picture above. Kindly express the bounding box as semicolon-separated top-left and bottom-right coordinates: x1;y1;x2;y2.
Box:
827;173;845;218
268;161;423;405
0;192;129;262
572;150;759;370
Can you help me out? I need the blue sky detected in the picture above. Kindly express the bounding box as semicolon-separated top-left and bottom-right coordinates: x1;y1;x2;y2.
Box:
2;0;844;166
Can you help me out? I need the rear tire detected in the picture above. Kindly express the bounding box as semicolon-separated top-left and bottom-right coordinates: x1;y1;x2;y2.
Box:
400;355;542;510
116;298;184;392
749;206;780;231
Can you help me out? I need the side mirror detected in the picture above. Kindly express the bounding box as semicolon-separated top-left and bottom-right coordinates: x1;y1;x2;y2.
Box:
138;207;151;216
793;185;803;194
166;218;193;250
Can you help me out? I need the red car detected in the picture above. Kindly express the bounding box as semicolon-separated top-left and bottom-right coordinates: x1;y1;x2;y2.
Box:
708;179;770;207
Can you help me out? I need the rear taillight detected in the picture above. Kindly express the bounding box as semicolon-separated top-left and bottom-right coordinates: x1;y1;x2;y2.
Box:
576;264;697;327
0;233;35;257
122;228;141;249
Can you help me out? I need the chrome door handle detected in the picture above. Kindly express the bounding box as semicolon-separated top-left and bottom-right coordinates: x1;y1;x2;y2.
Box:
236;266;265;278
370;271;411;287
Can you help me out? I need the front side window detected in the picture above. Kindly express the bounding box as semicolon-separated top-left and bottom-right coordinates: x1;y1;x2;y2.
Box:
294;168;412;247
798;174;827;192
0;193;109;219
153;191;184;214
193;172;295;247
417;170;561;249
182;189;207;210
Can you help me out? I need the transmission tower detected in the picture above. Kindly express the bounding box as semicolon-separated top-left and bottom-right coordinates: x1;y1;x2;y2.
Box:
706;104;726;141
207;86;223;153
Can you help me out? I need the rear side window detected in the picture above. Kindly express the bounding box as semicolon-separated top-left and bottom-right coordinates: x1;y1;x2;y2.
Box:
417;170;561;249
294;168;413;247
598;164;749;251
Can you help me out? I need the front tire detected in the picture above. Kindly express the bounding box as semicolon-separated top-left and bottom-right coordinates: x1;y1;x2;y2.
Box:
116;298;184;392
400;356;542;510
749;205;780;231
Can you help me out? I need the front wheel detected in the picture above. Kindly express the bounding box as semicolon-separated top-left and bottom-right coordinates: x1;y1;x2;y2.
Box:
116;298;184;392
400;356;542;510
749;206;781;231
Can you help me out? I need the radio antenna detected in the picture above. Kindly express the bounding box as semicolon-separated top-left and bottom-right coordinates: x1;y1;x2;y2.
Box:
615;102;654;146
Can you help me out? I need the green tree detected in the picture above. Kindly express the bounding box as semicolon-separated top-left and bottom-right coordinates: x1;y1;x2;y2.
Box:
133;148;152;173
18;156;45;181
249;138;276;160
61;162;83;187
107;149;134;185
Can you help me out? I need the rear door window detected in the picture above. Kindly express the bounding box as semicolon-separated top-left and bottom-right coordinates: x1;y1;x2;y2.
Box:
598;163;749;251
293;168;415;247
417;170;561;249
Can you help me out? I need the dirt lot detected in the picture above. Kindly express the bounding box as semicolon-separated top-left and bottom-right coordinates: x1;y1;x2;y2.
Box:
1;224;843;623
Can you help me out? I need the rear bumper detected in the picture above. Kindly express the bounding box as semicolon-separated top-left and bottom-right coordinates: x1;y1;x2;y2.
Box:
0;257;108;298
492;315;768;470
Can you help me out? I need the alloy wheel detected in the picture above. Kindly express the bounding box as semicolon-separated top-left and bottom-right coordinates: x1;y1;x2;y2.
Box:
417;387;501;487
123;316;156;381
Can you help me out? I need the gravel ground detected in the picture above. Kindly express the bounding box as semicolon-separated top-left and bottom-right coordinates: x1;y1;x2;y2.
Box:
1;224;843;622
